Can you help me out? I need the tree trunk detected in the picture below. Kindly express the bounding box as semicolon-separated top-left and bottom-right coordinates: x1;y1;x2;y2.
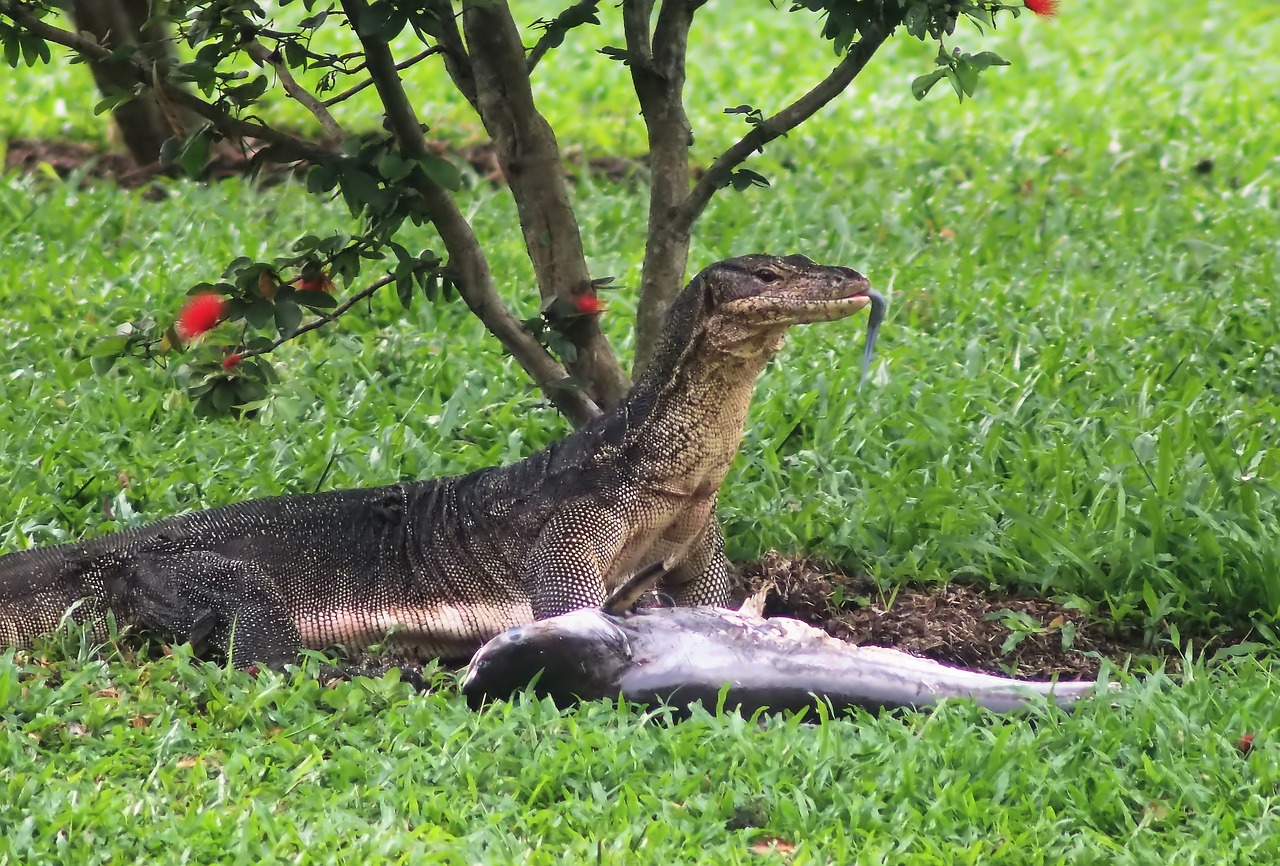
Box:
71;0;181;165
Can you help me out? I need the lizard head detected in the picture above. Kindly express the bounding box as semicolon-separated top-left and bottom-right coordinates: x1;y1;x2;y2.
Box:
701;253;874;328
674;254;885;374
638;253;886;392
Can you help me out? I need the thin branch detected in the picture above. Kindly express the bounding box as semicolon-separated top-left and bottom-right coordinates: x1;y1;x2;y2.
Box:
321;47;441;108
425;0;477;108
527;0;600;73
240;273;399;360
243;38;343;139
672;25;891;234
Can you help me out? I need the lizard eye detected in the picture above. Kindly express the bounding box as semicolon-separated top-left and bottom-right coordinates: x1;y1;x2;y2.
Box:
754;269;780;283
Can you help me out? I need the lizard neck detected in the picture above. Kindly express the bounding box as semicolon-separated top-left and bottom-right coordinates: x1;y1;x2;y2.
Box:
620;324;787;495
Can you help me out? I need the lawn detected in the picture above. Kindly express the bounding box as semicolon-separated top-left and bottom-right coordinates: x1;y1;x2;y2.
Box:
2;0;1280;861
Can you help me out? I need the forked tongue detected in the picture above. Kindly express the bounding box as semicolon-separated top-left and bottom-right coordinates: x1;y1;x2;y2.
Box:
860;290;887;383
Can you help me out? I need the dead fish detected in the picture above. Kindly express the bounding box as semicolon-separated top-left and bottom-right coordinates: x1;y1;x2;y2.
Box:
462;566;1106;716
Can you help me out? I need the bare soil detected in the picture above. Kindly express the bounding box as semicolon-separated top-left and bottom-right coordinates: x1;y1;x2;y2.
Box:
736;551;1152;680
3;136;642;190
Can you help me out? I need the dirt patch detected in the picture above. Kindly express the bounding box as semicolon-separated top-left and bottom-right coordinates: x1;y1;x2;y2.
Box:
3;136;643;191
736;551;1151;680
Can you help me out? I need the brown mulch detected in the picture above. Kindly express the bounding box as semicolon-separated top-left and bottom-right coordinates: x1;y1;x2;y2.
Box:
2;136;644;191
735;551;1153;681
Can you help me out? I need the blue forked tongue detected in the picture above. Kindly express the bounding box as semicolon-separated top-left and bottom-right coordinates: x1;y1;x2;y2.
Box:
860;290;887;384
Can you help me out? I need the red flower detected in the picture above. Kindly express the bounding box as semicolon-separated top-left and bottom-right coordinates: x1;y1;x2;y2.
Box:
298;271;333;293
572;295;604;315
176;293;227;340
1024;0;1057;16
222;353;242;371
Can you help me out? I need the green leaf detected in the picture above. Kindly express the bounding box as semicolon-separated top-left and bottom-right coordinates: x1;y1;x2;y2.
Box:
955;60;980;99
356;0;391;37
377;152;414;184
20;33;49;67
338;168;380;215
294;290;337;310
912;69;946;101
92;336;131;358
233;378;268;405
90;353;119;375
178;130;211;178
421;272;440;302
967;51;1010;71
306;164;338;195
274;302;304;338
283;40;307;70
250;356;280;385
597;46;630;66
192;392;218;418
3;30;19;69
226;74;270;105
396;274;414;310
93;91;136;116
729;169;770;190
420;155;462;191
211;382;237;412
245;299;277;329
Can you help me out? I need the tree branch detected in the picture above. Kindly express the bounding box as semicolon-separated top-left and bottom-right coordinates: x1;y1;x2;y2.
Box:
462;0;630;410
243;38;343;140
621;0;655;68
425;0;477;108
239;273;399;361
321;47;441;108
341;0;602;424
626;0;696;371
672;25;891;233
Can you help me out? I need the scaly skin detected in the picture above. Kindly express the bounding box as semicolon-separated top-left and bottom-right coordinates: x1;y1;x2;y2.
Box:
0;254;879;664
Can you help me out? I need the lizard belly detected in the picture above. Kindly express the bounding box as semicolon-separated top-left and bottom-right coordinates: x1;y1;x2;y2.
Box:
295;600;533;660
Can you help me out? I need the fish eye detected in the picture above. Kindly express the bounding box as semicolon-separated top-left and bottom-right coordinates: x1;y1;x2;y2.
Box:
754;269;780;283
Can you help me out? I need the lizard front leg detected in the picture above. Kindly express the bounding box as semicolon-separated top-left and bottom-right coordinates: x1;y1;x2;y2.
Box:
525;508;630;620
659;517;731;608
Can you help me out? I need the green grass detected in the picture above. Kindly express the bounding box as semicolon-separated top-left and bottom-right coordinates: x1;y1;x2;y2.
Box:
4;644;1280;864
2;0;1280;860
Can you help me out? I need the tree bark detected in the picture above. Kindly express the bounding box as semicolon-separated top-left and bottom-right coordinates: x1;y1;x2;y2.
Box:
625;0;696;373
461;0;630;411
71;0;185;165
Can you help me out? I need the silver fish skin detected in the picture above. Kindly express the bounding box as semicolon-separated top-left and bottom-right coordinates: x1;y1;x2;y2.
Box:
462;605;1108;716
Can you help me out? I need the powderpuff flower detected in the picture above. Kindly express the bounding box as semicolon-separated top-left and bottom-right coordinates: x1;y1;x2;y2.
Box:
176;293;227;340
222;353;242;371
298;271;333;293
1025;0;1057;16
572;295;604;315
